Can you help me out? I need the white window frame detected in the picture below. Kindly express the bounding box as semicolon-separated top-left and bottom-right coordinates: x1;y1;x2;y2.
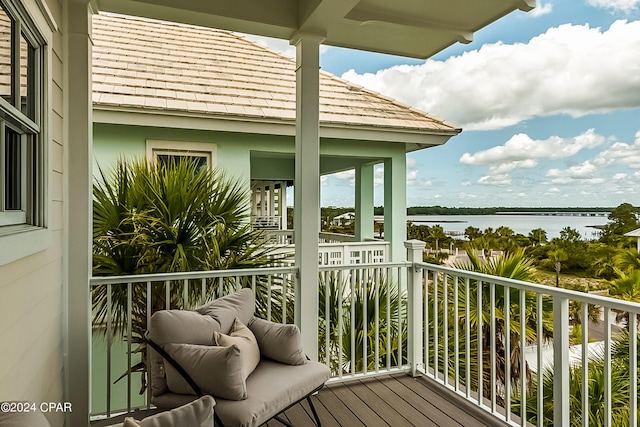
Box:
0;0;52;265
146;140;217;169
0;0;45;231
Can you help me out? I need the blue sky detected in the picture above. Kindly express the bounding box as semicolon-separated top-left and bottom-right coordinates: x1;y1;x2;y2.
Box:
247;0;640;208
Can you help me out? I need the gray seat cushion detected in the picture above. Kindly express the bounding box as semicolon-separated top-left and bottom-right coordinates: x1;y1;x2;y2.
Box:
152;360;330;427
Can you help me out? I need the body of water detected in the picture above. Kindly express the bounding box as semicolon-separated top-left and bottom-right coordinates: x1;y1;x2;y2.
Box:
408;214;608;240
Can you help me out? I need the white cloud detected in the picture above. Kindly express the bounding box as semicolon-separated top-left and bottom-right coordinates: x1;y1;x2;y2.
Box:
587;0;640;13
478;174;512;186
487;159;538;175
461;129;605;165
461;181;472;186
531;2;553;17
593;131;640;169
613;173;628;180
342;21;640;130
545;161;606;184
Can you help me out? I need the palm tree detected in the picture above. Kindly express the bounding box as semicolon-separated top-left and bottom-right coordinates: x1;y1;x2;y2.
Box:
318;270;405;374
615;248;640;274
528;228;548;246
607;270;640;328
434;249;554;404
514;330;639;426
547;248;568;287
92;159;285;390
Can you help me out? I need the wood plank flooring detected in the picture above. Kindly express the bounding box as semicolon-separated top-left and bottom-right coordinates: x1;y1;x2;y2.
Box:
264;374;508;427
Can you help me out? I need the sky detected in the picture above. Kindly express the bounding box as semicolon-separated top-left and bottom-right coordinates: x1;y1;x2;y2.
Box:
245;0;640;208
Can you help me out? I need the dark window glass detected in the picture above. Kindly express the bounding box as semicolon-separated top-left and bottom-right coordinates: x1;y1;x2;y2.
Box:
5;127;21;210
157;154;208;171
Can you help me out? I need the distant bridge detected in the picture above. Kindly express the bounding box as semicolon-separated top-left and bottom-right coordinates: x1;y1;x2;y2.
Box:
496;211;610;217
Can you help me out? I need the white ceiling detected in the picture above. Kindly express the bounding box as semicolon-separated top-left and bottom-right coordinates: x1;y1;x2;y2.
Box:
96;0;535;59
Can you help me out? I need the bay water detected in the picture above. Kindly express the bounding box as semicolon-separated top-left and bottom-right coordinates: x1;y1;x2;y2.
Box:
408;214;609;240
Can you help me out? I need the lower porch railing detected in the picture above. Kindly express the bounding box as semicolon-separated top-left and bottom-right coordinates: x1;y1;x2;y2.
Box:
89;248;640;426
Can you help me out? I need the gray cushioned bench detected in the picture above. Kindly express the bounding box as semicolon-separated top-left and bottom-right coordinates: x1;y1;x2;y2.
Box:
146;288;330;427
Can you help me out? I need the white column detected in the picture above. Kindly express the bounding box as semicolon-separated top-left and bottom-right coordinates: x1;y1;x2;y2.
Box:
292;33;324;360
355;163;374;241
280;181;288;230
384;153;407;262
64;2;93;425
405;239;425;377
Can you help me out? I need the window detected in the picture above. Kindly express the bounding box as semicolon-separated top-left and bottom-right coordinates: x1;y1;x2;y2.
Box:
146;140;217;170
0;0;44;230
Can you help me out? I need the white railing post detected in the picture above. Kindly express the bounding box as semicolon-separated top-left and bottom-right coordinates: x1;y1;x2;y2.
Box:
405;239;426;377
553;295;570;427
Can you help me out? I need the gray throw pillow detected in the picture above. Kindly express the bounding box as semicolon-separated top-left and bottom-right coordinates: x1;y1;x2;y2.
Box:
248;317;306;365
164;343;247;400
196;288;255;333
213;318;260;380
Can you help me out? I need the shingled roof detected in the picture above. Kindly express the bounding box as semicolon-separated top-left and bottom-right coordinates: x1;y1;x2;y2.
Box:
92;13;460;136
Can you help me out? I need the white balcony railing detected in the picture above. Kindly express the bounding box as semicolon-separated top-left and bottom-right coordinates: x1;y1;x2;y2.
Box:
89;243;640;426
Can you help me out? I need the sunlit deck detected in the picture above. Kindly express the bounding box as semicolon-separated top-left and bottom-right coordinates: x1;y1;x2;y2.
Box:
269;374;505;427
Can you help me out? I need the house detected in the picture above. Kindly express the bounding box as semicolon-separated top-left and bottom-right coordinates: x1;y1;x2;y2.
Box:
331;212;356;226
10;1;626;426
90;12;461;265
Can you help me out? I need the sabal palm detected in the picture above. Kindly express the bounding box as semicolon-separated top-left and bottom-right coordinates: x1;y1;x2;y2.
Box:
92;159;285;377
615;249;640;274
318;270;405;374
514;330;639;426
441;249;553;402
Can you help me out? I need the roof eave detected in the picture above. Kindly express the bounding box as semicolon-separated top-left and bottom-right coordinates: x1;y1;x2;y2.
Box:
92;105;461;149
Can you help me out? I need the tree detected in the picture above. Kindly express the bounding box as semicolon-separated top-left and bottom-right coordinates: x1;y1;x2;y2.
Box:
92;159;281;391
547;248;568;287
427;225;448;252
445;249;554;402
615;248;640;274
608;203;640;233
528;228;548;246
464;226;482;242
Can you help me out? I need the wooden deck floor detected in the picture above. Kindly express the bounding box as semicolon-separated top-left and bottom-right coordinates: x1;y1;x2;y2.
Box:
264;374;507;427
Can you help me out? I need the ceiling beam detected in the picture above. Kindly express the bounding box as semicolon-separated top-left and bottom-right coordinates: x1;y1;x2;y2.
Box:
346;7;475;44
298;0;360;35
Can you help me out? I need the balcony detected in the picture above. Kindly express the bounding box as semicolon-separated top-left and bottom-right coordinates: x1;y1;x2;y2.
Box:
89;242;640;426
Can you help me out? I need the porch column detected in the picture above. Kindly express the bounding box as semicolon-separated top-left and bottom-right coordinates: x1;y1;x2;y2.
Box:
292;33;324;359
355;163;374;241
64;1;93;425
384;153;407;262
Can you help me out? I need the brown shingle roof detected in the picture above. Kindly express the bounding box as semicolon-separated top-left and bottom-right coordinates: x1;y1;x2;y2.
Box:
92;13;460;134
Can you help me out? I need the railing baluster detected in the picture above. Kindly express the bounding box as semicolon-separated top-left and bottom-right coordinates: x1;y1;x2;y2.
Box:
604;307;612;427
520;289;526;427
386;267;391;370
490;281;496;413
537;293;543;427
375;267;380;373
351;267;356;376
397;266;402;370
281;273;286;325
582;302;589;427
200;278;206;306
454;274;459;392
324;270;331;369
478;280;483;406
465;276;471;400
424;269;430;376
443;273;449;387
434;271;439;380
165;280;170;310
146;281;152;409
553;295;569;427
267;275;272;321
363;267;368;376
106;284;112;418
182;279;188;309
630;311;638;427
504;284;511;423
338;269;343;378
127;282;132;412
